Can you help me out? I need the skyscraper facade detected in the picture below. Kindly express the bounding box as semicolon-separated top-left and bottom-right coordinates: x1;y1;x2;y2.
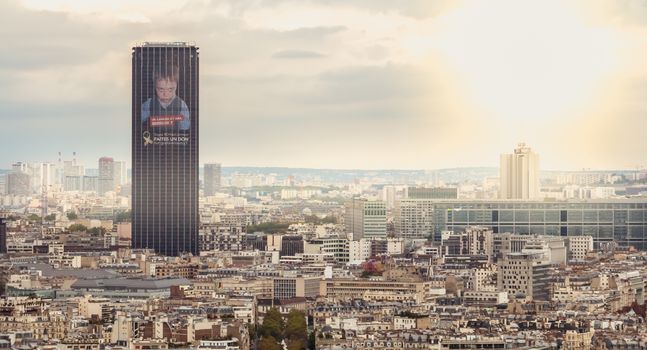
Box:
98;157;114;195
204;163;221;196
0;218;7;254
7;172;30;196
498;252;550;301
113;160;128;187
345;198;387;241
500;143;540;199
132;42;199;256
394;199;647;249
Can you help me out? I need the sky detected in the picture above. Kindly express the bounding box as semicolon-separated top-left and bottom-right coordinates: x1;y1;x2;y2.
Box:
1;0;646;170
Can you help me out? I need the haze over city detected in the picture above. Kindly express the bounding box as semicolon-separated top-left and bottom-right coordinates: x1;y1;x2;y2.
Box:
3;2;647;350
2;0;647;170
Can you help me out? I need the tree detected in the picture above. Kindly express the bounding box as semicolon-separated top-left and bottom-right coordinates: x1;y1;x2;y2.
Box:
304;215;320;224
308;331;316;350
68;224;87;232
44;214;56;221
27;214;41;223
258;336;282;350
321;216;337;224
0;270;8;296
361;260;385;276
261;307;285;340
285;309;307;340
66;212;78;220
397;311;425;319
304;215;337;225
115;210;131;223
88;227;106;236
287;340;307;350
246;222;291;234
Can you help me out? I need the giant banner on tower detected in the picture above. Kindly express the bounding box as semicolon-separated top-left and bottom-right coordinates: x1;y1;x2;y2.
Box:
136;47;196;147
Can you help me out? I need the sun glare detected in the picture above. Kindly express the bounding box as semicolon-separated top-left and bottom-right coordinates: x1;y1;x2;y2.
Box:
422;0;624;127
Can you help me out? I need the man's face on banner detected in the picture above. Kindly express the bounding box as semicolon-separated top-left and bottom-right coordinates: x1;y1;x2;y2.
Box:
156;78;177;104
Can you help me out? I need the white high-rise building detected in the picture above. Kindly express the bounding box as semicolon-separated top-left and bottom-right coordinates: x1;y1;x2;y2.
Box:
567;236;593;260
98;157;115;195
113;161;128;187
40;163;56;188
500;143;540;199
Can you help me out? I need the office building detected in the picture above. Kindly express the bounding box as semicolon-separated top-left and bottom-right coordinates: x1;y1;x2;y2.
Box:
82;176;98;193
64;176;82;192
272;276;321;300
306;237;350;263
465;226;494;257
521;237;567;265
11;162;28;173
382;185;410;210
394;199;436;240
498;252;550;301
441;226;494;258
568;236;594;260
322;278;432;302
406;186;458;199
500;143;540;199
132;42;199;256
63;159;84;177
347;239;371;263
98;157;114;195
492;232;592;264
7;172;31;196
492;232;534;257
204;163;221;196
113;160;128;187
441;227;493;258
280;235;304;257
42;163;56;187
345;198;387;240
395;199;647;249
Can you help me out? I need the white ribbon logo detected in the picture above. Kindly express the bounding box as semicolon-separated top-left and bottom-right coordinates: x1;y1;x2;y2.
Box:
143;131;153;146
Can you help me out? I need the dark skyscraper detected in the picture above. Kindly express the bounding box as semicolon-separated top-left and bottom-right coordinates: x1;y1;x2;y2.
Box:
0;218;7;254
132;42;199;256
204;163;221;196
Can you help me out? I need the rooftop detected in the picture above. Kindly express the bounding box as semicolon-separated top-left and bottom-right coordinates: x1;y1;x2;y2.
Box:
72;277;192;290
139;42;196;48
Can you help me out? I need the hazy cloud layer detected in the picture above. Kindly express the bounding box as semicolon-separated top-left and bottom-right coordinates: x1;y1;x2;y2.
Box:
272;50;327;59
1;0;646;170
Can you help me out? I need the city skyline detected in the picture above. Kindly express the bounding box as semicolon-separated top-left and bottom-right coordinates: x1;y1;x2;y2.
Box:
2;2;647;348
2;0;647;170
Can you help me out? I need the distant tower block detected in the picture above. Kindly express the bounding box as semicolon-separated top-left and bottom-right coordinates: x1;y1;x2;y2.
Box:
500;143;540;200
204;163;221;196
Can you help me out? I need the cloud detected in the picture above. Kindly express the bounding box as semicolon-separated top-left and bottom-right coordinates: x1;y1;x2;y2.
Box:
576;0;647;26
0;0;646;170
311;0;464;19
293;64;426;105
272;50;326;59
281;25;347;38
